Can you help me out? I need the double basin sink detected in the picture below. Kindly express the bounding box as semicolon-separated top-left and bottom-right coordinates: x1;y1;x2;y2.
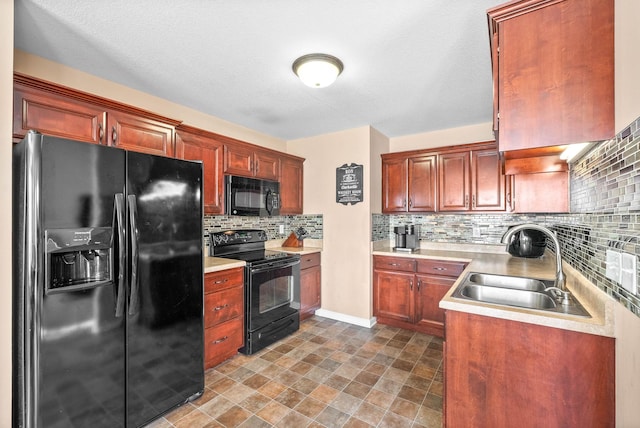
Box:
451;272;591;318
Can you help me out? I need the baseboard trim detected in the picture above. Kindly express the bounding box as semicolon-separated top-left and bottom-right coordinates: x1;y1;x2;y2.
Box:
313;309;377;328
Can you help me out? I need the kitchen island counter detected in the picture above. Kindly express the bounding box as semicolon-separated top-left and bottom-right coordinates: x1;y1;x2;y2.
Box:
372;242;614;337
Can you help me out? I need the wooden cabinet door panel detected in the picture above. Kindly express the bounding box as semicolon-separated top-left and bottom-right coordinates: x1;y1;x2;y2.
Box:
300;265;321;320
204;317;244;369
471;149;505;211
491;0;614;150
408;155;437;212
373;256;415;273
204;285;244;328
13;85;106;144
512;171;568;213
373;270;414;322
438;152;469;211
415;274;455;336
109;110;174;156
382;157;407;212
254;150;280;181
224;144;254;176
280;156;304;215
204;268;244;294
176;129;224;214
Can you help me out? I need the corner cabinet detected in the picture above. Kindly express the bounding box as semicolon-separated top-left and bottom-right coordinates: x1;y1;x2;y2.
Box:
488;0;614;151
280;154;305;215
204;267;245;370
373;255;466;337
299;252;321;321
13;74;178;156
444;311;614;427
438;144;506;212
175;125;225;215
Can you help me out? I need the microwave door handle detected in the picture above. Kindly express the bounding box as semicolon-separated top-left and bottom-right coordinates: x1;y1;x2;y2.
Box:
114;193;126;317
127;194;140;315
265;189;273;215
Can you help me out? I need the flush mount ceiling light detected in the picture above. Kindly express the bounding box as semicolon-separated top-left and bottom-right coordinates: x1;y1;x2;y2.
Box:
292;53;344;88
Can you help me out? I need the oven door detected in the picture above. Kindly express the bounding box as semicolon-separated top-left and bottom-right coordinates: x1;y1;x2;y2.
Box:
246;258;300;332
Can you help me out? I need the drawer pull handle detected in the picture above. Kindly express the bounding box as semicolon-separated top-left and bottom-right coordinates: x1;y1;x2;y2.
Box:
213;304;229;311
433;267;446;271
212;336;229;345
390;263;399;266
214;279;228;285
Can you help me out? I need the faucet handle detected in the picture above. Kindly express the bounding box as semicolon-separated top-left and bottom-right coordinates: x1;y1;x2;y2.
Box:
544;286;571;305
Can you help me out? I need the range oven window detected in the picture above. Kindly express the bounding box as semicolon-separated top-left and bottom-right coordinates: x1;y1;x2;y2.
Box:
259;274;292;313
248;259;300;331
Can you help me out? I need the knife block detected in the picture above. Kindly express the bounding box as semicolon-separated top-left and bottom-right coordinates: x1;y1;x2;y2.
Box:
282;232;303;248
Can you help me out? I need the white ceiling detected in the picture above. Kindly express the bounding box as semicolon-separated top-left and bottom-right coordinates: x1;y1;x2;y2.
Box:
14;0;499;141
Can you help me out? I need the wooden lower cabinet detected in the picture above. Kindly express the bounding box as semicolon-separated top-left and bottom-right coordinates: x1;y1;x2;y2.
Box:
299;252;321;321
204;267;244;369
444;311;615;428
373;256;466;337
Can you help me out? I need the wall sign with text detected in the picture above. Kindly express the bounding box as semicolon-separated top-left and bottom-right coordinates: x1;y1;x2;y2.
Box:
336;163;363;205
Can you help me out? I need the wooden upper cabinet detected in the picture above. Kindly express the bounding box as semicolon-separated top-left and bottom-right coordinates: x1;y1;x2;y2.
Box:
14;79;106;144
382;154;436;213
224;143;280;181
488;0;614;151
280;154;304;215
439;144;505;212
108;110;175;157
408;155;437;212
175;125;224;215
13;74;179;156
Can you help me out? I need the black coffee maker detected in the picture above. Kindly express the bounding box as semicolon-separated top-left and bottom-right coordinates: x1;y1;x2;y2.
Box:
393;224;420;252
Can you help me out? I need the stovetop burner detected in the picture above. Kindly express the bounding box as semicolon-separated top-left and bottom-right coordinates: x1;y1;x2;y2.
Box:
209;229;297;266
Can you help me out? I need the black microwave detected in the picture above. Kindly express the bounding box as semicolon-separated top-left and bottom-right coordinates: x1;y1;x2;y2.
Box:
225;175;280;216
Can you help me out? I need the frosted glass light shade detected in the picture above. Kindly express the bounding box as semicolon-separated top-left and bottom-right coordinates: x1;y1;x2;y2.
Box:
292;54;344;88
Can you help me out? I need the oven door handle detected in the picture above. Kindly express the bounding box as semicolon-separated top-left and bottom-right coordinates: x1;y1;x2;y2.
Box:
249;259;300;274
258;317;296;339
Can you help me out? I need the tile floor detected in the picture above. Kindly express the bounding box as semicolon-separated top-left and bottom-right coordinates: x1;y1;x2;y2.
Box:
147;316;444;428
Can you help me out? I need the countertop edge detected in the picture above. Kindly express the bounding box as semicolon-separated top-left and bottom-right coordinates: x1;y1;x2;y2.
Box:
204;257;246;273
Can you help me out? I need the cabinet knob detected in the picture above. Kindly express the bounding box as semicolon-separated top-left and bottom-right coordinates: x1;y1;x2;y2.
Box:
417;279;421;290
472;195;476;208
408;198;412;208
465;195;469;208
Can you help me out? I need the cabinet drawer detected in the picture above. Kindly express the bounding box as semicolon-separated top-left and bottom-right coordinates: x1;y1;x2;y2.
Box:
374;256;415;272
416;259;466;277
300;252;321;270
205;267;244;294
204;317;244;366
204;285;244;328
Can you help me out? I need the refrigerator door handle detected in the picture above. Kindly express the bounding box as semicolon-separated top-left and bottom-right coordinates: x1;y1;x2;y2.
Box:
114;193;126;317
127;194;140;315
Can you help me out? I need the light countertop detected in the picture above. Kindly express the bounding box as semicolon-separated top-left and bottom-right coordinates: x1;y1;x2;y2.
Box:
204;257;245;273
372;242;615;337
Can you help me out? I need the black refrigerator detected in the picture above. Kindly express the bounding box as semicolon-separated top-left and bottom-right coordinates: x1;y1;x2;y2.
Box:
13;131;204;428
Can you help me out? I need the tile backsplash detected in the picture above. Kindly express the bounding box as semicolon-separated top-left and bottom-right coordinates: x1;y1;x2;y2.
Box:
374;115;640;317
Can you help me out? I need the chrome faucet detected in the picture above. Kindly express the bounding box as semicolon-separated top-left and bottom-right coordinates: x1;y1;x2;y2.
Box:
501;224;567;291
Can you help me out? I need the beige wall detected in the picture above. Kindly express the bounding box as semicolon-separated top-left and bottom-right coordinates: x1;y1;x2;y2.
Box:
288;127;381;322
2;1;13;427
389;122;495;153
615;0;640;132
14;50;287;153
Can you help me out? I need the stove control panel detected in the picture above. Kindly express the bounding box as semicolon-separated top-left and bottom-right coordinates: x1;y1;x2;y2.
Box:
210;229;268;247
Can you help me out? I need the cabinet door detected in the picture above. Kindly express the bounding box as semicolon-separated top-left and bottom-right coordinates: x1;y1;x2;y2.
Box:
438;151;469;211
471;149;505;211
415;274;456;337
254;150;280;181
175;129;224;214
280;155;304;214
13;83;106;144
373;270;414;323
490;0;614;150
408;155;437;212
512;171;568;213
382;157;408;213
300;265;321;321
108;110;174;156
224;144;254;176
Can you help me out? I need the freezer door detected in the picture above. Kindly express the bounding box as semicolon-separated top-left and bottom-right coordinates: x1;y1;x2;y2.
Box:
14;132;127;428
125;152;204;427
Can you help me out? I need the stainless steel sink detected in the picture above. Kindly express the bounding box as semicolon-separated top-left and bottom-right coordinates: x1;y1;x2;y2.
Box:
458;284;556;310
467;272;547;292
451;272;591;317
